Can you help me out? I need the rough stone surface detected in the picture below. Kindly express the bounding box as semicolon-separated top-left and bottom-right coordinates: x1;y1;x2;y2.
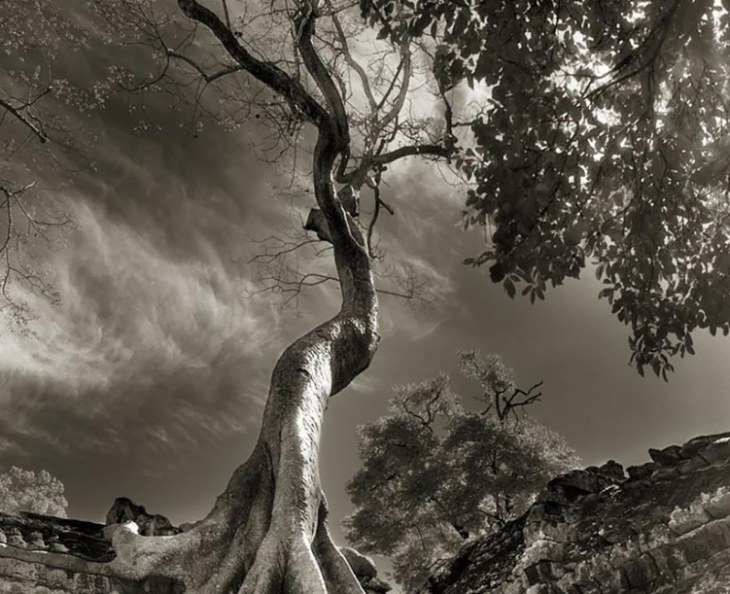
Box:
3;434;730;594
427;433;730;594
105;497;180;537
0;508;176;593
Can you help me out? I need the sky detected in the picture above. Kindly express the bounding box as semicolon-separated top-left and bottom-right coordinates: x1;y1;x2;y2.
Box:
3;0;730;579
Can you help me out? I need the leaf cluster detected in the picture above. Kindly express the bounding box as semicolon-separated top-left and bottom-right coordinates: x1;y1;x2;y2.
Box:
364;0;730;378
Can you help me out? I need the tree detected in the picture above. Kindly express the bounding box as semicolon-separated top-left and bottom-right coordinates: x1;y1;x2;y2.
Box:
0;466;68;518
344;352;579;591
0;1;87;324
5;0;730;593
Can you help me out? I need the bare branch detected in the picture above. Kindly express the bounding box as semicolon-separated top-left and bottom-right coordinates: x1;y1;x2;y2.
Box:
373;143;452;166
166;49;244;83
177;0;328;125
0;95;50;144
325;0;377;112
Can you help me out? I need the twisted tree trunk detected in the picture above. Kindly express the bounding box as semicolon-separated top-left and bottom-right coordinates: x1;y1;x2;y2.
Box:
0;2;383;591
85;118;378;594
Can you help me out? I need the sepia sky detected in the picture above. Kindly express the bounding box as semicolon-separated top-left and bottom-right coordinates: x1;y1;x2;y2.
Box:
3;6;730;564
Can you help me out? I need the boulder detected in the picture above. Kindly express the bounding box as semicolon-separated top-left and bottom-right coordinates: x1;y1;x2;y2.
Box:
26;531;46;550
648;445;683;466
105;497;179;537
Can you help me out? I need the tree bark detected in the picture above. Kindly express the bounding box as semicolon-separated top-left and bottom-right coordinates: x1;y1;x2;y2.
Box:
7;2;384;592
85;119;378;594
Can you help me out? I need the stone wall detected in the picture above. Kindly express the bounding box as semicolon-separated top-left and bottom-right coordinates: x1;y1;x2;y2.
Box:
0;503;390;593
428;433;730;594
0;512;176;594
3;433;730;594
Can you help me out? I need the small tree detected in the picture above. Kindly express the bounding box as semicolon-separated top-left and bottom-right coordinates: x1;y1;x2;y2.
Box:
0;466;68;518
345;352;579;591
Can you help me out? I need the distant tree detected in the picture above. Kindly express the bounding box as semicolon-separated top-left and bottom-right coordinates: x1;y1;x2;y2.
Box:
0;466;68;518
345;351;579;591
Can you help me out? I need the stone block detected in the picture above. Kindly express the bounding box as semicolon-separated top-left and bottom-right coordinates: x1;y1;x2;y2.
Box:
703;488;730;519
669;501;713;535
0;558;39;582
676;455;709;475
523;539;565;565
626;463;656;481
648;544;687;581
649;445;684;466
677;521;730;564
702;438;730;464
622;554;659;590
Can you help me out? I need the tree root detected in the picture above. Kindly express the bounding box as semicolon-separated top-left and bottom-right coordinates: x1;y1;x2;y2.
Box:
90;445;366;594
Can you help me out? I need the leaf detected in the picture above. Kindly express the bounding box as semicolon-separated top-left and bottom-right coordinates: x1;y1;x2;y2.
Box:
504;277;516;299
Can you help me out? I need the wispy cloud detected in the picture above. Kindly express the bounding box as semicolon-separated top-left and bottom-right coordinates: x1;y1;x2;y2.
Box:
0;194;281;459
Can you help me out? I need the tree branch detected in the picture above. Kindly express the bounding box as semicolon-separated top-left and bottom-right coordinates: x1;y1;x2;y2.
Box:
325;0;377;113
177;0;328;125
294;2;349;149
0;96;50;144
166;49;244;83
373;143;452;166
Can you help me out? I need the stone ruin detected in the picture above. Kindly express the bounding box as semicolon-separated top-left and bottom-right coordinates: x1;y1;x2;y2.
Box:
427;433;730;594
2;433;730;593
0;497;390;593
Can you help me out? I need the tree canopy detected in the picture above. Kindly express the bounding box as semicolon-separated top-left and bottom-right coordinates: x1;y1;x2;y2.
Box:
362;0;730;378
345;352;579;591
0;466;68;518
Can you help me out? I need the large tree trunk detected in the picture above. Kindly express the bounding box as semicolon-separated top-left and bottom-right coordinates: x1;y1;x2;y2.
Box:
95;126;380;594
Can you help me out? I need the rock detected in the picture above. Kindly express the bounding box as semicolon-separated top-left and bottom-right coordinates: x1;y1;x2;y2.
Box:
6;528;26;548
626;462;656;481
26;530;46;550
681;432;730;458
49;542;69;553
46;534;69;553
105;497;179;537
648;445;683;466
143;514;178;536
361;576;391;593
542;469;614;503
105;497;147;525
598;460;625;482
179;520;202;533
702;438;730;464
0;529;5;545
341;547;378;579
